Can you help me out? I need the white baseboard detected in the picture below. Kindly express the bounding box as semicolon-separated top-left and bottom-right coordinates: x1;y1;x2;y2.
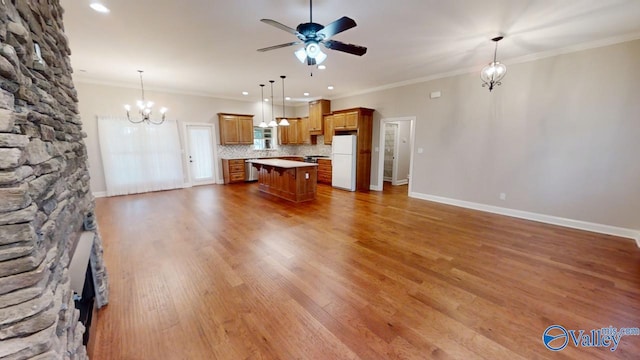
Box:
370;184;383;191
410;191;640;247
393;179;409;186
92;191;107;198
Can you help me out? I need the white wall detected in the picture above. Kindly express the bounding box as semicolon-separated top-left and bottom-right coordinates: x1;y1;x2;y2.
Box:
330;39;640;233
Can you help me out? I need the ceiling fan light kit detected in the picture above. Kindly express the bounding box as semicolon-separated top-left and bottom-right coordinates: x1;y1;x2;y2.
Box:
258;0;366;66
481;36;507;92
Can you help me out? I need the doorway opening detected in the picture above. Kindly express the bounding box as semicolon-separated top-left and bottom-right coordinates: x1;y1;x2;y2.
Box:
375;117;415;194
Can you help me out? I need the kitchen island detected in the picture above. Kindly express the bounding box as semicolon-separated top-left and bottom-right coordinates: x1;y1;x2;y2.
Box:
246;159;318;202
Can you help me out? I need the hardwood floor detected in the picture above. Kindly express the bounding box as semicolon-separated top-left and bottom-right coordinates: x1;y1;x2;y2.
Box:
91;183;640;359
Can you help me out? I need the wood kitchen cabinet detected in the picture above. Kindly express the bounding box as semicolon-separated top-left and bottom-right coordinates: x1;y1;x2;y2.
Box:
288;119;300;144
323;114;334;145
309;99;330;135
333;111;358;130
317;158;332;185
222;159;246;184
298;117;310;144
218;113;254;145
278;117;314;145
278;118;291;145
324;110;357;143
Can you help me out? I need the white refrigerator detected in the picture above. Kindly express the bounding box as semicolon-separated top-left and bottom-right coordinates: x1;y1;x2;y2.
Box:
332;135;357;191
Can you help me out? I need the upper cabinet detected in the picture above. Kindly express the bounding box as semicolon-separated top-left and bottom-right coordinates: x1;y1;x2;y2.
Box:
278;117;314;145
333;111;358;130
323;114;334;145
298;117;311;144
308;99;330;135
218;113;254;145
324;110;360;144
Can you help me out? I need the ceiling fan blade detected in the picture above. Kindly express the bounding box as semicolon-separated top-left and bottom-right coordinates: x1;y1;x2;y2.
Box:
317;16;357;39
323;40;367;56
257;41;302;52
260;19;300;36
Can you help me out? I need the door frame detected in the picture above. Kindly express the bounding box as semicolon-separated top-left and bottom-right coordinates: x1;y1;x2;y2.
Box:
182;122;218;187
374;116;416;193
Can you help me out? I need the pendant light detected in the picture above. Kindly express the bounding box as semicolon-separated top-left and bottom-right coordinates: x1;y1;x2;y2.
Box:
267;80;278;127
279;75;290;126
258;84;268;128
481;36;507;92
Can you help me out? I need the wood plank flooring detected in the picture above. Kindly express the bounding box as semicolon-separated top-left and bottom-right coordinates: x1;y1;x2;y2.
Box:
91;183;640;359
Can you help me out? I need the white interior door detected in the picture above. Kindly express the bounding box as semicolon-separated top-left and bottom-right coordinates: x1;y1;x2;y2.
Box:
186;125;215;185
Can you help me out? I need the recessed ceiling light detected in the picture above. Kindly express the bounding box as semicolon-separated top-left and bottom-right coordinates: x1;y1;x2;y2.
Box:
285;96;291;101
317;65;326;70
90;2;110;13
264;98;269;102
242;91;249;96
327;85;334;90
303;92;310;96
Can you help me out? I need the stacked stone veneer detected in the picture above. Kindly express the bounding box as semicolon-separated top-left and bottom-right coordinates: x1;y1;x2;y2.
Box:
0;1;108;359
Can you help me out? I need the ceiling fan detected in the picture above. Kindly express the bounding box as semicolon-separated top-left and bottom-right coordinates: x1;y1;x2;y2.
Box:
257;0;367;65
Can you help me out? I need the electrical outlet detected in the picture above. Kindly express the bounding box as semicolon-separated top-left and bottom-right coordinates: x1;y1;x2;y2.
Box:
305;172;309;179
499;193;507;200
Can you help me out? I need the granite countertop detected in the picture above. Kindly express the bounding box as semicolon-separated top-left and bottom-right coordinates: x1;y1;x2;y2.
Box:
246;159;319;168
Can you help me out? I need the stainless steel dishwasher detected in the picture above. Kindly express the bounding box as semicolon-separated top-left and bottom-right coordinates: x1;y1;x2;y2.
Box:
245;160;259;181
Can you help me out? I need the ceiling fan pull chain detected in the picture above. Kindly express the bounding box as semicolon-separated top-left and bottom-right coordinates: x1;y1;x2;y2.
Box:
310;0;312;23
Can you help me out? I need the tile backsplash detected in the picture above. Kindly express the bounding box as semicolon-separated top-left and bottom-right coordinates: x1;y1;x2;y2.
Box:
218;136;332;159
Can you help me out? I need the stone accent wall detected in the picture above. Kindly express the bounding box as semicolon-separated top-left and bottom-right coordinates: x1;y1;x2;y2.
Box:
0;1;108;359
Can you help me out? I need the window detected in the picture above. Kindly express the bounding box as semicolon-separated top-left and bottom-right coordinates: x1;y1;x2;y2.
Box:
253;127;273;150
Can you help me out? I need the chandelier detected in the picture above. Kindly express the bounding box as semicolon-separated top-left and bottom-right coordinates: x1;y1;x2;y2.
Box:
124;70;167;124
481;36;507;92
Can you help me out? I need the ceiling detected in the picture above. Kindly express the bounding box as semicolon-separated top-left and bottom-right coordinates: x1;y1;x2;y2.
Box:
60;0;640;103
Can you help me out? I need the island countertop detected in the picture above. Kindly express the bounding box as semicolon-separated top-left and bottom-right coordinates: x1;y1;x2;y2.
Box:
246;159;318;168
